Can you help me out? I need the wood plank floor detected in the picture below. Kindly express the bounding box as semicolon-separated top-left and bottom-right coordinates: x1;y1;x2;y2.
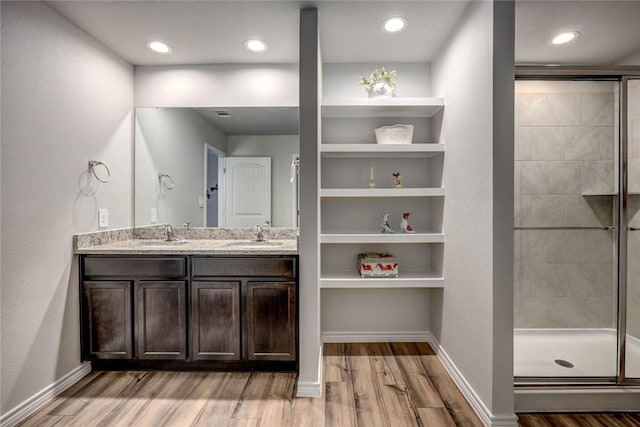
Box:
16;342;640;426
17;342;482;427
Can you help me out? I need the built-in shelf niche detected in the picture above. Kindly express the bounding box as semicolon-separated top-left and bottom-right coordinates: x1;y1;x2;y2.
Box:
320;242;444;289
319;95;445;291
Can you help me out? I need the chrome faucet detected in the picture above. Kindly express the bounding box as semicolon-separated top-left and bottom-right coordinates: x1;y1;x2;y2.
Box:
164;224;176;241
254;224;265;242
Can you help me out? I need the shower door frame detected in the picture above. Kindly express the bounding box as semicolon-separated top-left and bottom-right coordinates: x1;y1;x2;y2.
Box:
515;66;640;387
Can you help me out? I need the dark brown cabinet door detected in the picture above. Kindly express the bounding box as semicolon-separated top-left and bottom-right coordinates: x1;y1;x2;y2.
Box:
246;281;296;361
83;281;132;359
191;281;241;360
135;281;186;360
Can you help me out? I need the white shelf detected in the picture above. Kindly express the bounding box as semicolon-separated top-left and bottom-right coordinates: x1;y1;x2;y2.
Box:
320;143;445;158
321;188;445;198
320;232;444;244
322;97;445;118
320;270;444;289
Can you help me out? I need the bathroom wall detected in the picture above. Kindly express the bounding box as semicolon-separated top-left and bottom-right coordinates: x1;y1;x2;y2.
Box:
134;64;298;108
514;80;617;329
431;0;515;420
135;108;226;227
1;1;133;416
227;135;299;227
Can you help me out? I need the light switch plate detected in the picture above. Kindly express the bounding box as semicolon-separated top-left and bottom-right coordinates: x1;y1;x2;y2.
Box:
150;208;157;223
198;196;205;208
98;208;109;228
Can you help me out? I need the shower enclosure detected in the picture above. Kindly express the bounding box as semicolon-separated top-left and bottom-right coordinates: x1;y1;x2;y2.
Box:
514;72;640;385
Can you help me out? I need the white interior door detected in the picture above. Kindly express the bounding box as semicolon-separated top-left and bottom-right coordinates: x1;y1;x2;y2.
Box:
224;157;271;227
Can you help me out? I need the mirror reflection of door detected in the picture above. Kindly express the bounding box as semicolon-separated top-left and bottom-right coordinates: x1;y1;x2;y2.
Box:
223;157;271;227
205;144;224;227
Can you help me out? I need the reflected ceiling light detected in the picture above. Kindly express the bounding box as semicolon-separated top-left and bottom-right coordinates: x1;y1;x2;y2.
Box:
244;39;268;53
551;31;579;45
146;40;172;54
382;17;408;33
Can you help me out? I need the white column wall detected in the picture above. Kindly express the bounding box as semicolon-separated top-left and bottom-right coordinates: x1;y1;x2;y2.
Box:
431;0;516;423
1;1;133;415
296;7;322;396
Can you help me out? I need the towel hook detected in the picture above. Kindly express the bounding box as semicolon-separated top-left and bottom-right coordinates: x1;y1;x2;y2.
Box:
88;160;111;183
158;173;174;190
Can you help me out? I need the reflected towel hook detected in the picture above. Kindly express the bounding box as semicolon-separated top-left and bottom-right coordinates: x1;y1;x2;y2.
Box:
88;160;111;183
158;173;174;190
290;158;299;184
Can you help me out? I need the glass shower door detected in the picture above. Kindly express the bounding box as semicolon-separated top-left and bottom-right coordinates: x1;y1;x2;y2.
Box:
624;78;640;380
514;80;619;379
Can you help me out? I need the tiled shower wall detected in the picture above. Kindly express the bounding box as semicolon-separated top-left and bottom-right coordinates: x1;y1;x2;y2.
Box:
514;81;617;329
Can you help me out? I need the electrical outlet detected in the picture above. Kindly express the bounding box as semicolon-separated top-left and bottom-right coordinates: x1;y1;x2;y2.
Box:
198;196;205;208
98;208;109;228
150;208;157;223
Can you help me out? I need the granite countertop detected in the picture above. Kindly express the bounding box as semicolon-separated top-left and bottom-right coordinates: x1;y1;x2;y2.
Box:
74;226;298;255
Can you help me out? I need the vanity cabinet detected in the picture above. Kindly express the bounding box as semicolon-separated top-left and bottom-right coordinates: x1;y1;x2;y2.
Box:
191;256;297;363
246;281;296;361
81;256;188;362
80;254;297;371
191;281;241;361
82;281;132;359
135;281;187;360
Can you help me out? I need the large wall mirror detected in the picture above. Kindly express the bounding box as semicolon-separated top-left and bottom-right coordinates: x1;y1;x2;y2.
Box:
134;106;299;228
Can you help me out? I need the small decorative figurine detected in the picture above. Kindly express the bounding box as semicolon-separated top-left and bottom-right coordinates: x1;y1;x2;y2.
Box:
380;212;395;233
392;172;402;188
400;212;415;233
369;164;376;188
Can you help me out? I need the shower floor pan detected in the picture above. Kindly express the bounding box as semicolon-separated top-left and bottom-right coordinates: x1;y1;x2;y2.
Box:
514;328;640;378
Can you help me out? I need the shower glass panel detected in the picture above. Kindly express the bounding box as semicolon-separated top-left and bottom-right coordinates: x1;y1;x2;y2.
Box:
514;80;619;379
625;78;640;379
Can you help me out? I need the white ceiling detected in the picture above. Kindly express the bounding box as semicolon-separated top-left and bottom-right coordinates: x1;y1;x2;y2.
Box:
46;1;470;65
46;0;640;134
47;0;640;67
193;107;299;135
516;0;640;65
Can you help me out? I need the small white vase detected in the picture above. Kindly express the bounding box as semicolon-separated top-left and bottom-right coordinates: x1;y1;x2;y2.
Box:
367;82;394;98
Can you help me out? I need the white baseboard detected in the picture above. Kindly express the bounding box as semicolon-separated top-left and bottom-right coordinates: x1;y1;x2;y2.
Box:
322;330;430;343
426;333;518;427
0;362;91;427
296;344;323;398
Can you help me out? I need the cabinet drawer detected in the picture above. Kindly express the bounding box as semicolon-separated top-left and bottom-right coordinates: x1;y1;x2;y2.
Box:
192;257;295;278
83;257;186;278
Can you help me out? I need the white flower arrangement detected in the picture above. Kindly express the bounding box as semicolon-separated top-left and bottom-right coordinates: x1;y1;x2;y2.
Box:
358;67;398;90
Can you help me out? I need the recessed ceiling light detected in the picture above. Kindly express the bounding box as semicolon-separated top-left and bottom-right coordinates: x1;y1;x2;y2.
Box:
244;39;268;53
551;31;579;45
382;17;408;33
146;40;172;54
